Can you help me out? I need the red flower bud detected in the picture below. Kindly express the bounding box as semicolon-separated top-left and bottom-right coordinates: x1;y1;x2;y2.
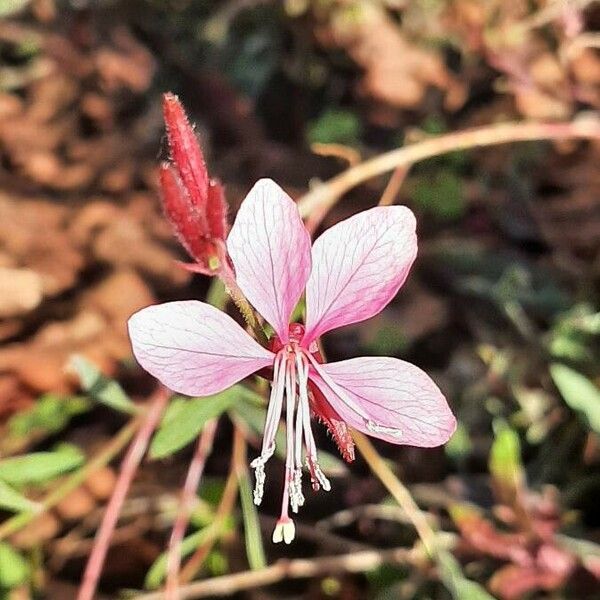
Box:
160;92;229;273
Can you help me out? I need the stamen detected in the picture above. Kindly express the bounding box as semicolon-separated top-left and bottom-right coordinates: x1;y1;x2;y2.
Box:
285;362;304;513
252;339;336;543
297;353;331;492
250;352;286;505
272;518;295;544
304;351;370;422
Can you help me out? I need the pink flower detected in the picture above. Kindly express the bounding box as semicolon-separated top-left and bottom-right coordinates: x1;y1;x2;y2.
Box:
128;179;456;544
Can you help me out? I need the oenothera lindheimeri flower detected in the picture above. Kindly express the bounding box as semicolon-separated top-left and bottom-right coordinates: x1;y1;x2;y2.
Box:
128;179;456;544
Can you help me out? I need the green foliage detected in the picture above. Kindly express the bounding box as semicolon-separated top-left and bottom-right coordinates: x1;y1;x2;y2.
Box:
0;543;28;589
8;394;89;438
438;550;497;600
550;364;600;434
364;326;409;356
489;424;523;497
0;480;38;513
238;471;266;570
307;108;363;146
549;305;600;363
445;422;473;461
410;169;466;222
0;0;31;17
150;386;253;459
0;446;84;486
68;355;138;415
144;514;235;589
428;240;570;319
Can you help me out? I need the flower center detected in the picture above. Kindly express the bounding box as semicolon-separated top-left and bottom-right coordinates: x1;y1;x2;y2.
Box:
250;328;330;544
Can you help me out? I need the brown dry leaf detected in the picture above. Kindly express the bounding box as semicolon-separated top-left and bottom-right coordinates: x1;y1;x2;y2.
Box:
90;214;190;287
0;267;43;318
316;2;464;112
0;195;83;296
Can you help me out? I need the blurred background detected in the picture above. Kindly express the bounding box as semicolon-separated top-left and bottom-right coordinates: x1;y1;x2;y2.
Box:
1;1;600;598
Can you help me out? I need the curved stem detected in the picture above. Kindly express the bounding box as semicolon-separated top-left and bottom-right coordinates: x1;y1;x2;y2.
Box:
299;116;600;231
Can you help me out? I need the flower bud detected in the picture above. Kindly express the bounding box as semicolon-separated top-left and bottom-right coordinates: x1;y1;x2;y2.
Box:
160;93;229;273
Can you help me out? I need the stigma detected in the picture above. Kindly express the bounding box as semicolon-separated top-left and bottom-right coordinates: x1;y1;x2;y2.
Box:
251;323;330;544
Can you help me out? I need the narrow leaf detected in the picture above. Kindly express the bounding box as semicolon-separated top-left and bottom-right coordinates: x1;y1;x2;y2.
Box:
0;543;28;589
489;425;523;499
438;550;497;600
150;386;250;459
68;355;137;415
0;448;84;486
238;470;266;570
0;480;39;513
550;363;600;434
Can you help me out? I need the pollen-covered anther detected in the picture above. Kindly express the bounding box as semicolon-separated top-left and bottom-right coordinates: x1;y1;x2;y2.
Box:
290;469;305;512
306;457;331;492
250;457;267;505
272;518;296;544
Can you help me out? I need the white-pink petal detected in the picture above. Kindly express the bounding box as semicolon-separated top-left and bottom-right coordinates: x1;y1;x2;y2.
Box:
309;357;456;447
227;179;312;342
304;206;417;344
128;301;273;397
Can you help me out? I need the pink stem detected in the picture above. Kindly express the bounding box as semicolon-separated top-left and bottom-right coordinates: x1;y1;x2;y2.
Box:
76;386;170;600
165;418;219;600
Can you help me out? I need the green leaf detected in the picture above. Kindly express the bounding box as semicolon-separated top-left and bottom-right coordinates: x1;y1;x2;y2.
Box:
489;425;523;497
0;447;84;486
238;471;266;570
438;550;497;600
0;543;28;589
0;0;32;18
232;398;348;477
150;386;252;459
410;170;465;222
0;480;39;513
144;516;234;589
550;363;600;434
68;355;137;415
8;394;89;438
307;108;362;146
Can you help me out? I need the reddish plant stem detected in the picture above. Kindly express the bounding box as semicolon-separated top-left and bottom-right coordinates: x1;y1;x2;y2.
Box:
178;427;245;584
165;418;219;600
76;387;170;600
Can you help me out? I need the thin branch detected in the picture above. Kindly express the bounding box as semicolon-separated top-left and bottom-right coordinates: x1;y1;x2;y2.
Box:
135;546;415;599
352;431;439;558
378;165;409;207
76;386;170;600
298;115;600;231
165;418;219;600
317;502;438;531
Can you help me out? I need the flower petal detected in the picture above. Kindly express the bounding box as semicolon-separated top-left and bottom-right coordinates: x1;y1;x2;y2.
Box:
304;206;417;344
227;179;312;341
128;301;273;396
308;357;456;447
